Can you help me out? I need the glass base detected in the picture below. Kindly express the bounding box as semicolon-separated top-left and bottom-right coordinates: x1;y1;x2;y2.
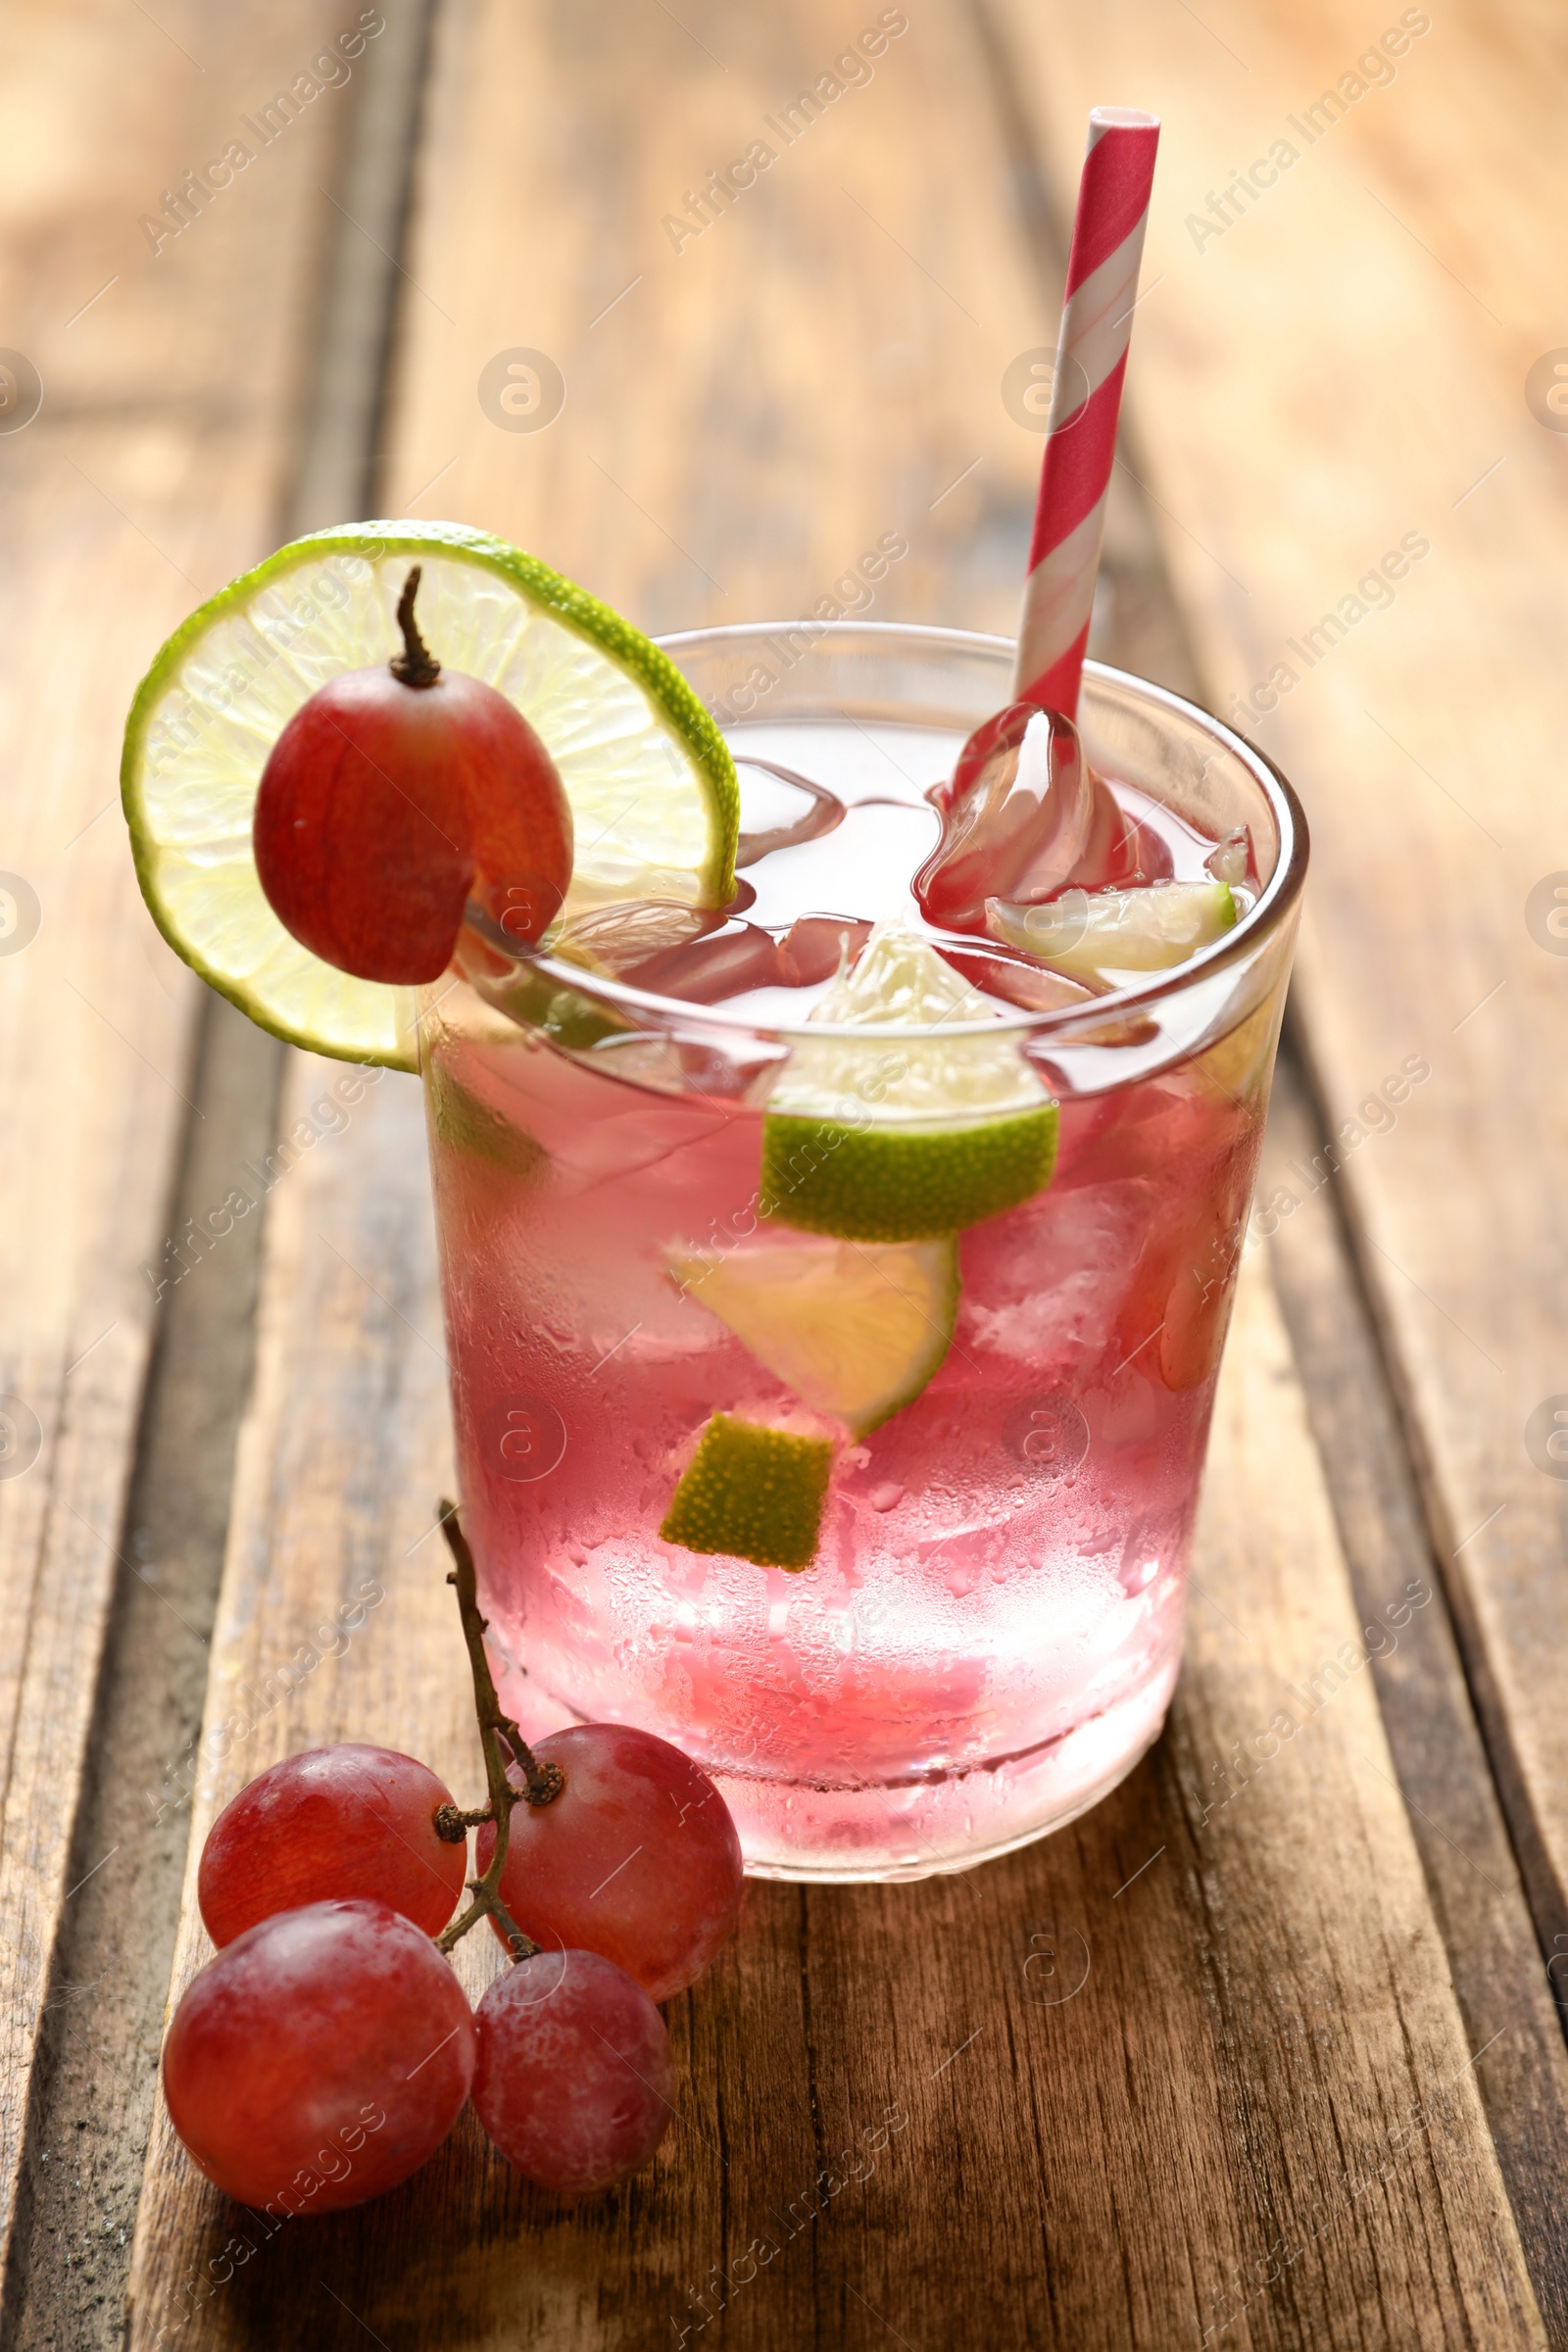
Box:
724;1656;1178;1881
499;1647;1179;1884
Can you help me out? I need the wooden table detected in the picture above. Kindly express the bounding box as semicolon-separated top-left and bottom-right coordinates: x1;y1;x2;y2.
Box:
4;2;1566;2344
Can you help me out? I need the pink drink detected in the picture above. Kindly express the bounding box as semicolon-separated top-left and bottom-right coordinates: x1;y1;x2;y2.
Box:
420;629;1305;1879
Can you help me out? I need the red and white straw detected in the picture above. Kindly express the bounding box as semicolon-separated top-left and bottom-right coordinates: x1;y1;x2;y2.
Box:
1013;108;1160;720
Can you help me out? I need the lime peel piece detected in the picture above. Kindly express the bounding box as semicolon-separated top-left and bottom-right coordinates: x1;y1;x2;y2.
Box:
759;920;1058;1241
660;1413;833;1572
667;1235;957;1436
425;1062;547;1181
760;1105;1057;1243
985;880;1237;978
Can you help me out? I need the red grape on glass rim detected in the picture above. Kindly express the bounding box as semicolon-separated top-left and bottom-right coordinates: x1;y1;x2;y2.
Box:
253;564;573;985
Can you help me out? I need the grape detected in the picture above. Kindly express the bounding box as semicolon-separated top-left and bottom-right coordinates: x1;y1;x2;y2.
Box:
253;567;572;984
198;1743;467;1946
472;1949;674;2194
475;1725;743;2000
163;1900;474;2212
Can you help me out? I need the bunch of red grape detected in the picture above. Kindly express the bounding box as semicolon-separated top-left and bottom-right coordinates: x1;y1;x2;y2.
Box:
162;1512;743;2214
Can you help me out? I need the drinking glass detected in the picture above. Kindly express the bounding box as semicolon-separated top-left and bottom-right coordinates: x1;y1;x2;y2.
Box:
418;622;1307;1880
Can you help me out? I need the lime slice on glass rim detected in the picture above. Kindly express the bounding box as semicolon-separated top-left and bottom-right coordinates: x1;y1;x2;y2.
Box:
986;879;1237;982
666;1234;958;1439
760;921;1058;1244
121;520;739;1069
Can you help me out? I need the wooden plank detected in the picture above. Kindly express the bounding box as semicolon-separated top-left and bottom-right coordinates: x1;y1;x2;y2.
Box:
127;2;1546;2343
7;1004;285;2350
1259;1055;1568;2336
0;0;366;2306
986;0;1568;1957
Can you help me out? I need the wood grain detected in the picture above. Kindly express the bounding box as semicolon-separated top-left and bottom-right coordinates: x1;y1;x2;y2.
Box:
988;0;1568;1967
6;1003;285;2350
1259;1054;1568;2337
125;2;1549;2344
387;0;1049;635
0;0;359;2304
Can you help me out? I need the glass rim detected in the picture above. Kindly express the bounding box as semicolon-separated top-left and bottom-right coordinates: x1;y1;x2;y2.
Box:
478;622;1309;1045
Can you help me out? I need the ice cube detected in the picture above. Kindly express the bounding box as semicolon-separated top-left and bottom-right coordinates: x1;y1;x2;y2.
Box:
551;900;725;976
614;917;787;1004
545;901;786;1006
937;938;1097;1012
777;913;873;987
915;701;1159;937
735;760;846;865
961;1179;1152;1372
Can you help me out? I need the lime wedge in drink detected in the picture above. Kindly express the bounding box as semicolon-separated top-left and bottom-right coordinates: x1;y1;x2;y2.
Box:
760;921;1057;1243
660;1413;834;1572
985;880;1237;981
1195;997;1281;1102
122;521;738;1068
667;1235;957;1437
425;1060;548;1181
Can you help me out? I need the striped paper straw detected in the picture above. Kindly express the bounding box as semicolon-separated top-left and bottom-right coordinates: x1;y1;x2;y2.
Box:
1013;108;1160;718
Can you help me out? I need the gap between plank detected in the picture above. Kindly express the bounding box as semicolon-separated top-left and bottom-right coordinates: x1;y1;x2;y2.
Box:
1280;1004;1568;1964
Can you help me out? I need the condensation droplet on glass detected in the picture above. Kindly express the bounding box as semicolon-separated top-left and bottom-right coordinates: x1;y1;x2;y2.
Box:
1119;1527;1160;1595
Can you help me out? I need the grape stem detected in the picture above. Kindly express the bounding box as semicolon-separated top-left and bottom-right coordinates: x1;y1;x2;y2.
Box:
433;1498;564;1961
390;564;442;690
